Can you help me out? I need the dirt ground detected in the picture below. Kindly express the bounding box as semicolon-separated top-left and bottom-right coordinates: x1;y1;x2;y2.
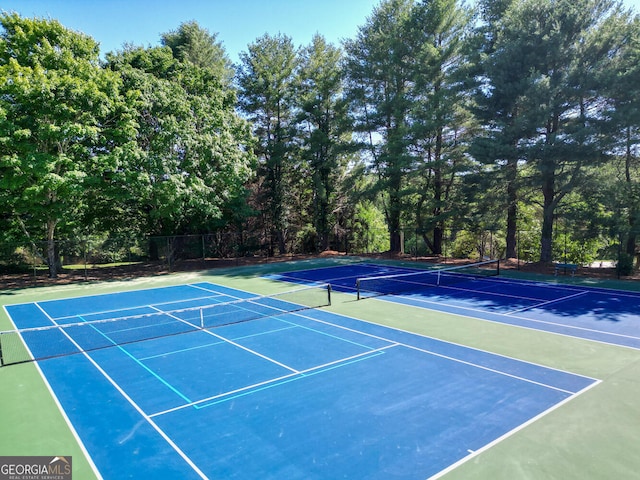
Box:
1;252;637;291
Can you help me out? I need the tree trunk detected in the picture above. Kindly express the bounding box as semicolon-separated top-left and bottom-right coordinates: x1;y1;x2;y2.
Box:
388;195;402;253
149;238;159;261
432;152;443;255
389;229;402;253
46;219;59;278
540;117;559;264
317;178;330;251
277;230;286;255
387;162;403;253
505;157;518;259
625;126;637;257
540;177;555;263
432;226;443;256
626;234;636;257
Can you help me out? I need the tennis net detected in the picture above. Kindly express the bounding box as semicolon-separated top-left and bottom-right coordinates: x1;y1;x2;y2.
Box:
0;283;331;367
356;259;500;300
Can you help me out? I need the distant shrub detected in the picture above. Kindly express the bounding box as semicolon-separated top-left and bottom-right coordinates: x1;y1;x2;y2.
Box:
617;252;634;276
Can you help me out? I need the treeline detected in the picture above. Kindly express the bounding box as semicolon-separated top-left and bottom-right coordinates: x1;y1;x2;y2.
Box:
1;0;639;278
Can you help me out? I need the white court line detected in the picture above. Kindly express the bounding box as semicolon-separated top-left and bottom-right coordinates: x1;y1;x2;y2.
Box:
198;326;300;373
187;282;247;299
271;309;603;479
1;282;181;307
270;263;407;287
286;308;599;385
3;304;102;479
149;305;200;326
139;325;300;361
34;359;105;479
273;261;407;277
505;278;640;298
276;271;359;287
505;290;588;314
32;302;209;480
156;304;301;373
437;281;576;304
139;339;224;361
16;280;602;480
155;303;312;374
52;291;231;322
380;292;640;345
427;379;602;480
152;299;342;374
402;341;576;394
150;344;398;418
36;281;259;323
285;310;593;394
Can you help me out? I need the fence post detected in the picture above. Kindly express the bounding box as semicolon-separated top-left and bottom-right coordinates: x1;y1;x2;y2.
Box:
490;231;494;260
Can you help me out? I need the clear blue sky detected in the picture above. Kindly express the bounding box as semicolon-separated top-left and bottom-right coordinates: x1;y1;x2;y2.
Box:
1;0;380;62
2;0;639;63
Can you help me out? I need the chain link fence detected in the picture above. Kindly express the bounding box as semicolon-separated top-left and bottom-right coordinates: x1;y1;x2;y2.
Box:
0;232;257;279
0;226;629;281
403;227;624;270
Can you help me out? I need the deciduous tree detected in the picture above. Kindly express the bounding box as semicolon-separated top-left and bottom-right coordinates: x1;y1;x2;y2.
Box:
105;45;255;238
0;14;135;277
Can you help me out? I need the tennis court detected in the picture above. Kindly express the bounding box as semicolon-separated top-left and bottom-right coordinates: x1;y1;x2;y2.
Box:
3;259;640;479
272;261;640;349
1;271;598;479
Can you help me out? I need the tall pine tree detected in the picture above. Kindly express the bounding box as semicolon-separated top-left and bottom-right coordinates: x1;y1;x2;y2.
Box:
237;34;300;254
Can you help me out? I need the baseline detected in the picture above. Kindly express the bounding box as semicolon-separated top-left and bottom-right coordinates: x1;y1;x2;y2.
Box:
31;303;208;479
377;290;640;350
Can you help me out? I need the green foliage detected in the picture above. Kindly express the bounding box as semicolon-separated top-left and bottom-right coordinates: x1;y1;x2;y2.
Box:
350;201;390;253
472;0;628;262
294;225;319;254
344;0;418;252
515;233;540;262
297;34;350;252
448;230;476;258
161;20;233;84
446;230;505;259
2;4;640;267
345;0;474;254
104;44;255;236
237;33;300;254
617;252;635;276
0;13;136;276
553;233;599;265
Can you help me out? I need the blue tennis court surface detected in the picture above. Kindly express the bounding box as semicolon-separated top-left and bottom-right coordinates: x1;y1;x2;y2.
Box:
4;280;597;479
271;263;640;350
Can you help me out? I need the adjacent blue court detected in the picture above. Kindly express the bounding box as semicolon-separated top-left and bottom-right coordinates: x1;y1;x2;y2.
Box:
272;263;640;350
2;280;597;479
